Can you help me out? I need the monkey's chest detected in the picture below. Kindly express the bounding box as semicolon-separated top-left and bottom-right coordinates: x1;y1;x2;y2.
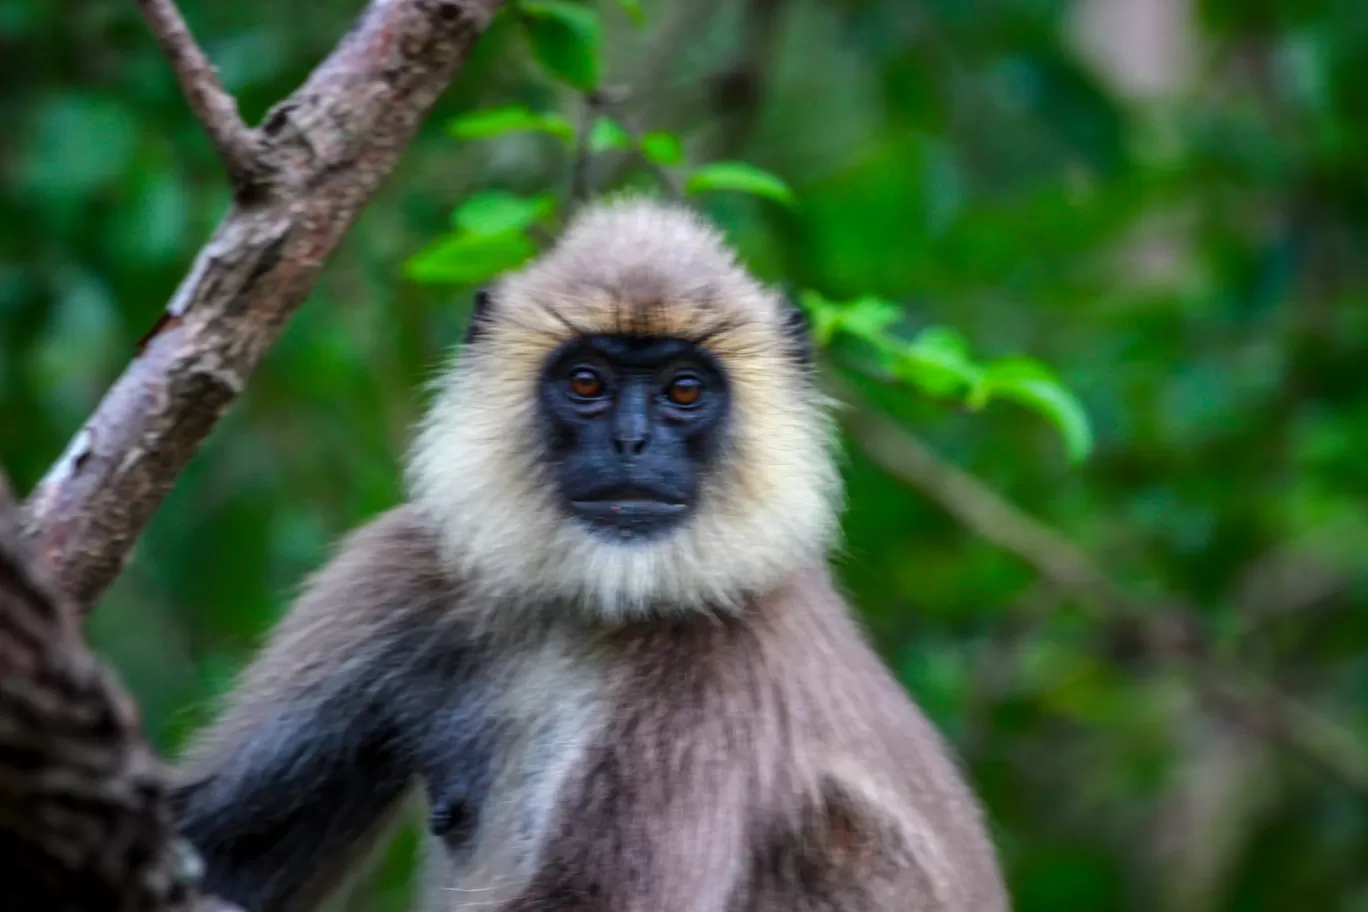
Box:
418;652;609;894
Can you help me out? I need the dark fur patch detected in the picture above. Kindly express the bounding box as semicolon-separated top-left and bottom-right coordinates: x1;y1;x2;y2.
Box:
173;508;497;912
464;286;496;344
780;291;815;368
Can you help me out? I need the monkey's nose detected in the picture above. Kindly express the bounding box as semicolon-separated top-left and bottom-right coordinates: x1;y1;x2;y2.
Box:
613;434;648;455
612;393;652;455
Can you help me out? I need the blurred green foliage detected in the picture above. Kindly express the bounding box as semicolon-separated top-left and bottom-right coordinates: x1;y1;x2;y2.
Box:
419;28;1094;457
3;0;1368;910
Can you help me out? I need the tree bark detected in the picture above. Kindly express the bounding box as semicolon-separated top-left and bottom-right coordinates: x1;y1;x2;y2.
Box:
0;473;239;912
3;1;504;906
24;0;506;614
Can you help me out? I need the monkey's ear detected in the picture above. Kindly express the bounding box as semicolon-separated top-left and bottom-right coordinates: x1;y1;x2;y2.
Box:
464;285;496;344
779;287;814;368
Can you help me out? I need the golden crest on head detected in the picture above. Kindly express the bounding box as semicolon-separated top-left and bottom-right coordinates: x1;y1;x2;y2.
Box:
407;196;842;621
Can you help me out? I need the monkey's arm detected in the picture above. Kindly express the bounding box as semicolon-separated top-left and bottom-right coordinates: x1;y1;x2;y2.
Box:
173;507;459;912
173;690;413;912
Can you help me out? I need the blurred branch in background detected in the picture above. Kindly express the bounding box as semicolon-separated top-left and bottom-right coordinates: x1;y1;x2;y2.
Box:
835;381;1368;795
839;388;1117;597
21;0;506;614
1228;524;1359;641
697;0;789;161
1069;0;1196;101
1152;718;1269;912
0;471;240;912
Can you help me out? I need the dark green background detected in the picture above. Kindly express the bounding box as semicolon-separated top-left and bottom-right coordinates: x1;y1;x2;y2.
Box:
3;0;1367;909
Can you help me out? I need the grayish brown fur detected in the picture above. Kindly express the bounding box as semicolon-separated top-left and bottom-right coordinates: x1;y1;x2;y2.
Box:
173;197;1009;912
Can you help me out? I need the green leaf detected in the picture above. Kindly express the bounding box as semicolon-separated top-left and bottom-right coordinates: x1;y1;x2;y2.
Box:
966;356;1058;410
684;161;796;206
897;326;981;397
976;356;1058;382
447;104;574;142
799;290;842;346
831;296;902;345
521;1;601;91
800;292;901;349
976;360;1094;463
589;116;632;153
451;190;555;235
640;131;683;166
404;231;538;285
612;0;644;25
910;326;973;363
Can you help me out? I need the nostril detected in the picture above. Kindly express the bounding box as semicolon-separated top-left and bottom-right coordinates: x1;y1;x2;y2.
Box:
615;435;648;455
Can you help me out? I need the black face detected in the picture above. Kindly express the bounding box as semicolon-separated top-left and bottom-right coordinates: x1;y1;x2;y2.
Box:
538;334;730;541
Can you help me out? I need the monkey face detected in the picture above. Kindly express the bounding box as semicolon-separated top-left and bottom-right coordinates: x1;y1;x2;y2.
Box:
408;199;842;617
538;334;731;541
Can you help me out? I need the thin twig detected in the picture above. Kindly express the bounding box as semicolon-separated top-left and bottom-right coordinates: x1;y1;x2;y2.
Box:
627;125;685;202
568;91;603;208
840;390;1124;602
697;0;788;161
591;87;683;202
1228;520;1361;640
626;0;727;123
136;0;264;194
577;85;684;203
1192;658;1368;793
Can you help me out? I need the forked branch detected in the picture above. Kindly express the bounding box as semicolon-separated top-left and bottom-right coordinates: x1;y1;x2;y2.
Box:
23;0;507;612
135;0;263;193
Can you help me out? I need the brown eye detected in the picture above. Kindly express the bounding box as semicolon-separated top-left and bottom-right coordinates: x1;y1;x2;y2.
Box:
666;375;703;407
568;368;604;399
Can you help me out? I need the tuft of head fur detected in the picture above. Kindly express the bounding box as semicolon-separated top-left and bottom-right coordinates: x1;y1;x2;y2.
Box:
407;196;842;622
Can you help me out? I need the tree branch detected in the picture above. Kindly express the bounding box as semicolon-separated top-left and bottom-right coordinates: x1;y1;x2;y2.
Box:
568;90;606;207
136;0;263;194
0;471;240;912
23;0;507;613
834;379;1368;795
698;0;788;161
589;86;684;202
843;398;1126;602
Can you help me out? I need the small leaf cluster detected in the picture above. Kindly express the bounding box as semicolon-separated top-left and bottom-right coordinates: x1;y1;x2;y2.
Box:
404;0;1091;464
404;0;802;287
804;293;1092;463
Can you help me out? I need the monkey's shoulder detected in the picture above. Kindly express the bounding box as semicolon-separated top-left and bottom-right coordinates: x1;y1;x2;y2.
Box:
278;504;460;639
310;503;453;602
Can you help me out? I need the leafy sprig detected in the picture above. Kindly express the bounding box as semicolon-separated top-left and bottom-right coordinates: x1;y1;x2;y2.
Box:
803;293;1093;462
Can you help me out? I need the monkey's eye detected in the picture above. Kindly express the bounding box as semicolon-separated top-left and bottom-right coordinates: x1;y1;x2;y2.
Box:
567;368;605;400
665;375;703;407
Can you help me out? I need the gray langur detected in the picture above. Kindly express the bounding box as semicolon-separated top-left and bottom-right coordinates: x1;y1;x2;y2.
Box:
172;197;1009;912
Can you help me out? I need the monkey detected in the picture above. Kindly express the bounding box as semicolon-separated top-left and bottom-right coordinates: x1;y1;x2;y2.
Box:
171;196;1010;912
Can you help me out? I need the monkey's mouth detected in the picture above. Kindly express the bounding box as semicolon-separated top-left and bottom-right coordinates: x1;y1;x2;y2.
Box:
570;485;689;538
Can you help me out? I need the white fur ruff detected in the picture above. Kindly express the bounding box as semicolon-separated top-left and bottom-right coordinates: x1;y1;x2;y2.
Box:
407;197;842;622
